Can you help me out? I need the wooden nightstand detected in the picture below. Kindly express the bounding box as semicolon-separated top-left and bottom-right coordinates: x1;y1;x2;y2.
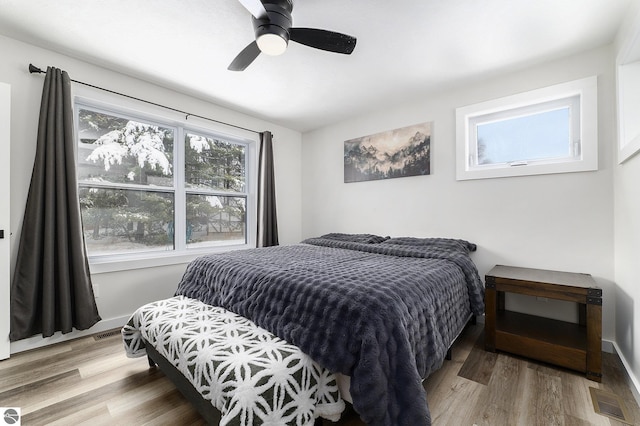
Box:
484;265;602;382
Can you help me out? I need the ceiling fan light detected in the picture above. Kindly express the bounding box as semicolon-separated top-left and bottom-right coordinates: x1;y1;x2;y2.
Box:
256;33;287;56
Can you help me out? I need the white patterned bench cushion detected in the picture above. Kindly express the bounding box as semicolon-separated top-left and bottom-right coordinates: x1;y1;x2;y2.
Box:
122;296;345;425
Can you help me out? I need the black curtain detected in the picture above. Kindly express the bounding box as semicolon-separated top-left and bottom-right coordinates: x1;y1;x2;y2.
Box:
10;66;101;341
257;131;279;247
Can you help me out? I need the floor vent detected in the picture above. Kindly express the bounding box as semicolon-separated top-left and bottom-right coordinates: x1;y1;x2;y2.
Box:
590;387;632;424
94;329;122;340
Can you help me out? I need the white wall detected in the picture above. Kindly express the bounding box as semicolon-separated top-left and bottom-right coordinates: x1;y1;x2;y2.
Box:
0;34;303;352
614;2;640;397
615;155;640;388
302;46;616;341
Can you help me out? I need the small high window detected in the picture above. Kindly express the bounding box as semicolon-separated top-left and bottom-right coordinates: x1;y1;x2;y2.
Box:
456;76;597;180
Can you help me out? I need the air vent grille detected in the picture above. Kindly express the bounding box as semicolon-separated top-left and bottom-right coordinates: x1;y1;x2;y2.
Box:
590;387;632;424
94;329;122;340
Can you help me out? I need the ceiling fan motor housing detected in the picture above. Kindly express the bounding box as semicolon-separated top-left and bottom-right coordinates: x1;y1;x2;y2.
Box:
252;0;293;44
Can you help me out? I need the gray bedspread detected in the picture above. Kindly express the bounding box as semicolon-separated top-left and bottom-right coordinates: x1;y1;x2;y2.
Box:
175;235;484;426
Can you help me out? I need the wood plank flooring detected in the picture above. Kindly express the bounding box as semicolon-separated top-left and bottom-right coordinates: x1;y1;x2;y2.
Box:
1;323;638;425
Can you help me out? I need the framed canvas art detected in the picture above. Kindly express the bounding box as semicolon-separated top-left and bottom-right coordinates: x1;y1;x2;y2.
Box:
344;122;431;183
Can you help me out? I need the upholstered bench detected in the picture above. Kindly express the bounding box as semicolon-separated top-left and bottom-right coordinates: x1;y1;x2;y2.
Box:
122;296;345;425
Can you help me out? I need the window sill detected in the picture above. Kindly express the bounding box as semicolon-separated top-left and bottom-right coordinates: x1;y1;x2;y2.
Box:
457;157;597;180
88;243;254;274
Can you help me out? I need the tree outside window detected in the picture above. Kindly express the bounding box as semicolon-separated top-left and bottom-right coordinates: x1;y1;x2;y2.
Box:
76;106;248;256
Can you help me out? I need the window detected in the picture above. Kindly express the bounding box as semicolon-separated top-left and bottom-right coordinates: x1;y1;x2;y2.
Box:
183;131;247;249
75;101;256;271
617;61;640;163
456;76;598;180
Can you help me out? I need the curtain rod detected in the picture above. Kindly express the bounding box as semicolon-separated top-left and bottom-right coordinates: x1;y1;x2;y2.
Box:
28;63;261;135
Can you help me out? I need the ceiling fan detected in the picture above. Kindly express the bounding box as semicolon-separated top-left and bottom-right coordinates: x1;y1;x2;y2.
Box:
228;0;357;71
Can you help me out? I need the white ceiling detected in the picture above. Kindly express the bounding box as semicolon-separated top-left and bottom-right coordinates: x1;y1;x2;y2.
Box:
0;0;635;132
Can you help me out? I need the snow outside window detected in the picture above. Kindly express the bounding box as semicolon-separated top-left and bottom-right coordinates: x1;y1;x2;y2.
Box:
75;102;255;272
456;76;598;180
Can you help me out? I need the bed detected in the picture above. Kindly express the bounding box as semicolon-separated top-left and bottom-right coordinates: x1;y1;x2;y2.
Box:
123;233;484;425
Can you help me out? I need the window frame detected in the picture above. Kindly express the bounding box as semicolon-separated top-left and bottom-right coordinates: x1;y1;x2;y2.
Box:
617;61;640;163
456;76;598;180
74;96;258;274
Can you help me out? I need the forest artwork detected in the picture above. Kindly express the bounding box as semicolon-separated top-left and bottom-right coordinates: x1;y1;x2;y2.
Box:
344;122;432;183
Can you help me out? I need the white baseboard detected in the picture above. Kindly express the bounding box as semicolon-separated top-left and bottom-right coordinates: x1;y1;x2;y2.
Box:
602;339;615;354
609;340;640;406
9;315;130;355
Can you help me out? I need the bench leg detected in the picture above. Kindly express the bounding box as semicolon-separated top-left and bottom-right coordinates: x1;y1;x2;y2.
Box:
147;355;156;368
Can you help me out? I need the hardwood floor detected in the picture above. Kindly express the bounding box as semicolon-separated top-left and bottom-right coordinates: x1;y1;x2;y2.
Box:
0;323;638;425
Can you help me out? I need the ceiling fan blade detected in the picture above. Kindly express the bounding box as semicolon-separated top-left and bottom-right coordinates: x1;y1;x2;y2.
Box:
290;28;357;54
228;41;261;71
237;0;269;20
